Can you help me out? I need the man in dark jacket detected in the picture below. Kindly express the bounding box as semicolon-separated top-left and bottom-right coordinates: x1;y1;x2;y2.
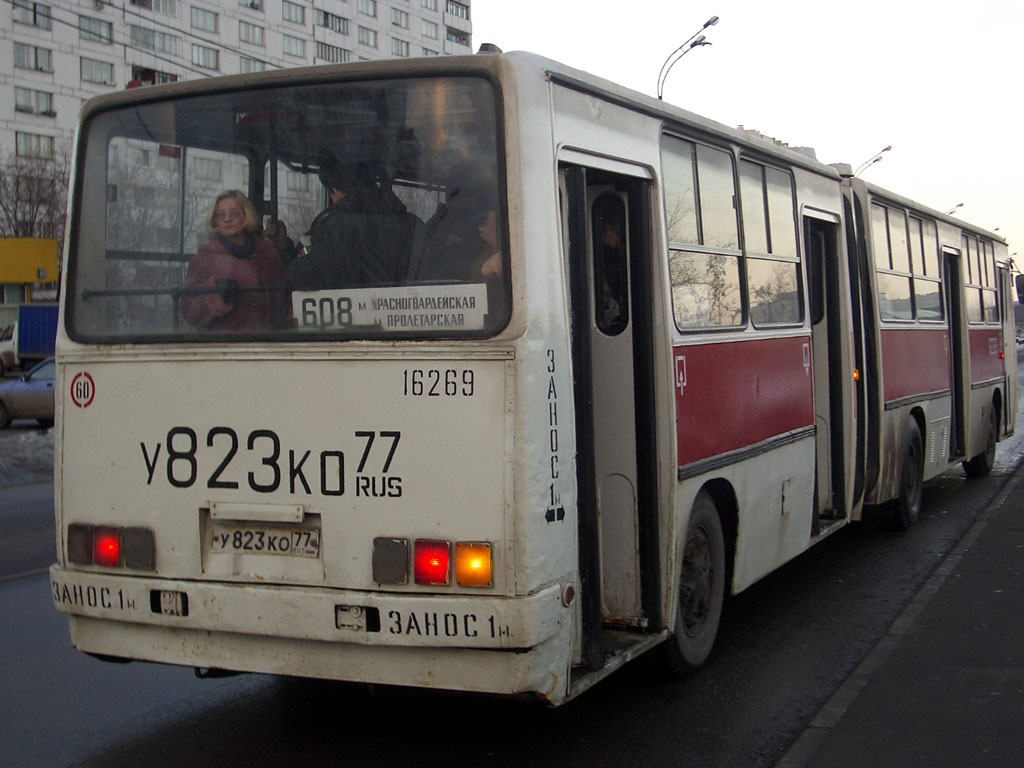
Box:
288;160;415;290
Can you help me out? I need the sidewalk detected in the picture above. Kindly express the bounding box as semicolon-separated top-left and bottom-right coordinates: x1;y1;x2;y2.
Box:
778;466;1024;767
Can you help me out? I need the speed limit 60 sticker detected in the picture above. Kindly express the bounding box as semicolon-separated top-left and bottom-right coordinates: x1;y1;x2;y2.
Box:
70;372;95;408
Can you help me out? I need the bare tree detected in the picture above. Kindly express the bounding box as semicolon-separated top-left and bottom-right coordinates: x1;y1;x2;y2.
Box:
0;144;70;252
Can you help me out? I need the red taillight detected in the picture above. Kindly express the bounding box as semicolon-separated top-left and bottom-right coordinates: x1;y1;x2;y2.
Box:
414;539;450;585
94;527;121;567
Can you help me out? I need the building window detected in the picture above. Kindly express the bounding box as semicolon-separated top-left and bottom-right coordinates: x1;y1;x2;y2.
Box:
285;171;310;192
316;10;349;34
191;43;219;70
316;42;350;63
422;47;439;56
239;21;264;45
282;34;306;58
357;26;377;47
392;8;409;28
130;25;155;48
282;0;305;25
14;43;53;73
422;20;438;39
190;7;218;33
155;30;179;55
358;0;377;18
131;0;178;14
79;15;113;44
16;132;56;160
193;157;222;181
130;26;179;56
15;87;54;116
392;39;410;57
422;0;437;10
13;1;52;30
446;28;469;46
81;57;115;85
239;56;266;73
446;0;469;19
239;0;262;10
131;65;178;85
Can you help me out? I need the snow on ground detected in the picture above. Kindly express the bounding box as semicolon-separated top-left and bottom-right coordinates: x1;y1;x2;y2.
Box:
0;425;54;487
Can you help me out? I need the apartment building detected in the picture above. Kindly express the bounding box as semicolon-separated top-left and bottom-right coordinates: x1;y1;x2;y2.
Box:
1;0;474;161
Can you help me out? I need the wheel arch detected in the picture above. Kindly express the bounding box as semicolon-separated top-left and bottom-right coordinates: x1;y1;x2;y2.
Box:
700;478;738;597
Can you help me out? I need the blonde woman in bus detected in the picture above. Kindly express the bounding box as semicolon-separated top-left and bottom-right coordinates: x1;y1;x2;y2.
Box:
180;190;288;331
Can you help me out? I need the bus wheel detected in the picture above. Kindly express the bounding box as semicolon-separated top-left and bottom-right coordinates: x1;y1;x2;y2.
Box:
0;402;11;429
891;422;924;529
660;491;725;677
963;407;997;478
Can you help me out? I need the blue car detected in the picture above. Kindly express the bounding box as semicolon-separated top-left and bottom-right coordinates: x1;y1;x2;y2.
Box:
0;356;54;429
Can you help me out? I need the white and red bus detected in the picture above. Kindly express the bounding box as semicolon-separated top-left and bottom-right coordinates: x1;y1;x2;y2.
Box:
50;51;1015;705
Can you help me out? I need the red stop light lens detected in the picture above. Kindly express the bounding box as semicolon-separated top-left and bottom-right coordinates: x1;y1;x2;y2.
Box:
414;540;450;585
94;527;121;567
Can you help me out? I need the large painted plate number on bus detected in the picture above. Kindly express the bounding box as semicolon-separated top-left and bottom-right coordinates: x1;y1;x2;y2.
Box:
211;525;320;558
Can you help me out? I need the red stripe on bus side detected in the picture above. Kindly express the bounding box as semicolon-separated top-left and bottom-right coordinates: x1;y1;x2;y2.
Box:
674;336;814;467
968;327;1004;384
879;328;951;403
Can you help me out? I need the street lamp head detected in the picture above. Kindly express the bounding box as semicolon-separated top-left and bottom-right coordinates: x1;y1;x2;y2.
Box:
657;15;720;100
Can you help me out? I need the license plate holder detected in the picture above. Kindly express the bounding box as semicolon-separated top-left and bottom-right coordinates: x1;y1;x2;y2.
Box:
211;524;320;558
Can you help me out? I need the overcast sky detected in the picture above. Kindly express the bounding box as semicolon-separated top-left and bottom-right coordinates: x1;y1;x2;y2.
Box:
473;0;1023;266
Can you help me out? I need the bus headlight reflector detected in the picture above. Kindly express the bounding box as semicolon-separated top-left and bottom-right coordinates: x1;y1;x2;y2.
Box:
372;537;409;584
123;527;155;570
455;541;492;587
414;539;450;585
67;523;93;565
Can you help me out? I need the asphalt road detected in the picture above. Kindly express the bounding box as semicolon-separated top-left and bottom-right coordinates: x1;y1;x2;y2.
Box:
2;362;1022;767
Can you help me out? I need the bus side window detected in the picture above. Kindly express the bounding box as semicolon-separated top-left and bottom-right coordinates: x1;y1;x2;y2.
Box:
592;193;629;335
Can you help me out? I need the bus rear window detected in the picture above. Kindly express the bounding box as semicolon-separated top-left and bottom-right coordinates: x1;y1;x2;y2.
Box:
67;76;508;341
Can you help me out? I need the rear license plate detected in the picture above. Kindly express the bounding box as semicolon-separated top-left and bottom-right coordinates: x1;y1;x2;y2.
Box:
211;524;320;558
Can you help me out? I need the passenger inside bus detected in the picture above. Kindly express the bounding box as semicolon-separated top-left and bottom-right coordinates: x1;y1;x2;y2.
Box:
413;165;501;282
593;194;628;335
287;159;417;291
263;217;295;267
179;190;289;332
410;166;507;322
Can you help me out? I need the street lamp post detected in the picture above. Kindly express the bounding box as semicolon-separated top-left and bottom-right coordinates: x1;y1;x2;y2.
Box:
657;16;719;100
853;145;892;177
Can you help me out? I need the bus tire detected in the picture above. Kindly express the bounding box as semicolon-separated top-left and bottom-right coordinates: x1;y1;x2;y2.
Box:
963;407;997;478
891;421;924;530
660;490;726;677
0;402;11;429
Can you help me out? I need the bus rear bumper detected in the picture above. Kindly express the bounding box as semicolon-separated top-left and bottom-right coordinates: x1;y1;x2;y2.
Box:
50;565;566;649
50;565;572;702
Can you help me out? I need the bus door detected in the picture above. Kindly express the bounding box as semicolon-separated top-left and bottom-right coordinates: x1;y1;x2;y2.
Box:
805;212;859;529
998;264;1018;436
562;163;660;665
944;248;967;459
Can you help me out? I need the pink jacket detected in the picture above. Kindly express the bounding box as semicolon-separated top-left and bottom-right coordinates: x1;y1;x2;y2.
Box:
180;237;288;331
